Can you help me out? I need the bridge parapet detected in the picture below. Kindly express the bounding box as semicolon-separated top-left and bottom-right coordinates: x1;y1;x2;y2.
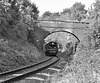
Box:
38;20;89;41
38;20;89;29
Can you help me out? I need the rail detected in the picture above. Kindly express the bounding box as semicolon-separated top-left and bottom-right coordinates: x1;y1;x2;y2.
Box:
0;57;51;76
0;57;60;83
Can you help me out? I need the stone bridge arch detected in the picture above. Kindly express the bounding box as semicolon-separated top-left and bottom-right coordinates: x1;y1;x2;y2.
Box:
38;20;90;41
43;30;80;53
33;20;89;51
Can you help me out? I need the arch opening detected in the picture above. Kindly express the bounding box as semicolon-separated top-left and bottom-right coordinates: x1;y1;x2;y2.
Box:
43;30;80;56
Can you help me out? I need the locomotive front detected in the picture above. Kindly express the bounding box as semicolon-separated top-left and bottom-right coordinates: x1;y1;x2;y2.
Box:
44;41;58;56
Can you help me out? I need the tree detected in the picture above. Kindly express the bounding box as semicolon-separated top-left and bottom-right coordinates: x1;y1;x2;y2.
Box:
61;8;71;15
89;0;100;22
70;2;87;21
42;11;52;18
52;12;60;17
0;0;39;42
85;0;100;49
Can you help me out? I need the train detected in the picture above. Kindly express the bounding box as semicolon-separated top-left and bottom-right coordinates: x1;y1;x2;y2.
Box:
44;41;78;57
44;41;58;56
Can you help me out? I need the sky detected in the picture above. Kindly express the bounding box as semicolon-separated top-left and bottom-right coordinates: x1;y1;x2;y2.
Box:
30;0;95;16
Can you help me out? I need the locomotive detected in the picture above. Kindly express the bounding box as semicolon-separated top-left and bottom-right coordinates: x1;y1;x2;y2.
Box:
44;41;78;57
44;41;58;56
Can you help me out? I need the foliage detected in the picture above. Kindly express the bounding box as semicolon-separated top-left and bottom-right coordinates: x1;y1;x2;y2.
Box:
41;2;87;21
0;0;39;42
85;0;100;49
42;1;100;83
42;11;52;18
89;0;100;21
61;8;71;15
70;2;87;21
0;38;47;73
0;0;48;73
42;11;61;20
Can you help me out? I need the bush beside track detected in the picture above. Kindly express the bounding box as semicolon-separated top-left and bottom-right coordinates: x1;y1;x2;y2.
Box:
0;38;48;73
0;0;49;73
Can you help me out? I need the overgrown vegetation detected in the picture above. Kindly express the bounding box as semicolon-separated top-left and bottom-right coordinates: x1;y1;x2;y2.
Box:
44;0;100;83
1;0;100;82
0;38;47;72
0;0;48;73
0;0;39;40
41;2;87;21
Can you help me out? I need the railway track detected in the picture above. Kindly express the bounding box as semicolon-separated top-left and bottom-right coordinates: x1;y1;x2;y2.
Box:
0;57;60;83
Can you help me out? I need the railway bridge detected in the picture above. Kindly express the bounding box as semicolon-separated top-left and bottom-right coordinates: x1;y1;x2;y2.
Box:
33;20;90;51
38;20;90;41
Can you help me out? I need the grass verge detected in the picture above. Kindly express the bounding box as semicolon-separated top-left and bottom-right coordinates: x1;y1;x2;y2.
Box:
44;43;100;83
